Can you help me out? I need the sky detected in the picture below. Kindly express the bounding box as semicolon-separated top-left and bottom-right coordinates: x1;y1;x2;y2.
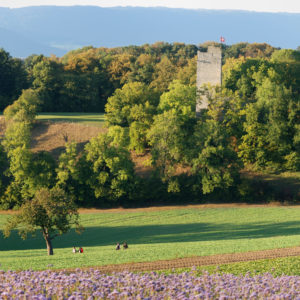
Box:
1;0;300;13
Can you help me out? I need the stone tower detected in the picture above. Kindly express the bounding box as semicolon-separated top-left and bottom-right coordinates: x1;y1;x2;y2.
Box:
196;46;222;114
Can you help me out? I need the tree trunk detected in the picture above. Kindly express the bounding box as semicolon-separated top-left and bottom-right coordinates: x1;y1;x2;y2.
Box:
43;233;54;255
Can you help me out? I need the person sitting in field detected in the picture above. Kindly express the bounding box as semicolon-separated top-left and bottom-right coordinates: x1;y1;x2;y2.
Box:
79;247;83;253
123;242;128;249
116;243;120;250
72;246;77;254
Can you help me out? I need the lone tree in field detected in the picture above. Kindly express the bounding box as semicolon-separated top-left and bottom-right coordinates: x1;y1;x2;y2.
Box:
3;187;83;255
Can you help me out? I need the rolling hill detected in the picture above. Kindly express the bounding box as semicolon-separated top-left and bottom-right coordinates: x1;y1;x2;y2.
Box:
0;6;299;57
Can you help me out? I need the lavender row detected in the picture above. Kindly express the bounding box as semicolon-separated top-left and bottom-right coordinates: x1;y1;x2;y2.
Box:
1;268;300;299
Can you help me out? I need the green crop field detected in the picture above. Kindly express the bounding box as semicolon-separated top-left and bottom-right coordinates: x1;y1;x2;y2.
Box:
197;256;300;276
165;255;300;277
36;113;105;126
1;206;300;271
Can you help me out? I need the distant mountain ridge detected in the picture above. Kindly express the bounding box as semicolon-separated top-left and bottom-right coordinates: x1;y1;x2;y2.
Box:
0;26;64;58
0;6;299;57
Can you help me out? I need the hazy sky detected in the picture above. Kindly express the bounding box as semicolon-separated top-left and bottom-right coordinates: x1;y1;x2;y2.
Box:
1;0;300;13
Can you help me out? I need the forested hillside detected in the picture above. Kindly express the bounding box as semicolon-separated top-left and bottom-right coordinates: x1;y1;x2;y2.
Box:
0;42;278;112
0;42;299;209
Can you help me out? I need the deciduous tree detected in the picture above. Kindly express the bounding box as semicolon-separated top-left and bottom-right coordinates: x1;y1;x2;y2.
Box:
3;187;82;255
191;119;241;194
84;133;135;202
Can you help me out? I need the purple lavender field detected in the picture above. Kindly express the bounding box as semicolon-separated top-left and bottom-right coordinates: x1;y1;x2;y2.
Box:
1;268;300;299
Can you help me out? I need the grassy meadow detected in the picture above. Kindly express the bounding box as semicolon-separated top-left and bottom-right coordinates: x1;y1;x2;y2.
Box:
1;206;300;271
36;113;105;127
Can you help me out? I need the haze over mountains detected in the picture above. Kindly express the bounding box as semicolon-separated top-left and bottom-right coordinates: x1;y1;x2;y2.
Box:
0;6;299;57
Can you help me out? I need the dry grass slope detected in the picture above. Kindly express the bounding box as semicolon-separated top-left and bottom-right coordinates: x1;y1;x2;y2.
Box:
31;121;106;158
0;118;151;175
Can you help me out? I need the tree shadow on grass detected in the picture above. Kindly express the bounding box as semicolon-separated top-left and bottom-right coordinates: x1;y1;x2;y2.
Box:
2;221;300;251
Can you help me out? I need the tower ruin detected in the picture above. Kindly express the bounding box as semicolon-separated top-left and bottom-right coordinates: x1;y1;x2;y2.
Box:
196;46;222;114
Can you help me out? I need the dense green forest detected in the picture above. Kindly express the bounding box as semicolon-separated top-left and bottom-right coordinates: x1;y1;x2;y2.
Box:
0;42;299;210
0;42;278;112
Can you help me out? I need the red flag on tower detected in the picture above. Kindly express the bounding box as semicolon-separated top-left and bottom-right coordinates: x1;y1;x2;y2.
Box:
220;36;225;43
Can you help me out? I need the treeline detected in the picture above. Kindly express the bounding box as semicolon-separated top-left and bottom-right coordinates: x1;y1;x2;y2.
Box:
0;42;299;210
1;42;277;112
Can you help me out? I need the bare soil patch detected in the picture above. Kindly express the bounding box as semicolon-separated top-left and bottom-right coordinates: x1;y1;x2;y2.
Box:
84;246;300;273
